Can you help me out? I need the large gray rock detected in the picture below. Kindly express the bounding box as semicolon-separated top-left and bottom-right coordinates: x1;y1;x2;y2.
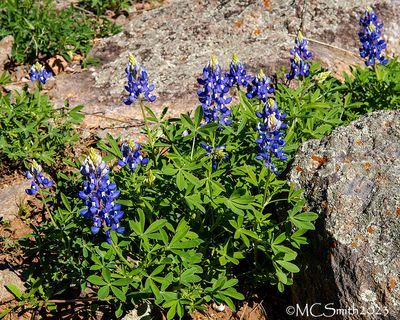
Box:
289;110;400;319
49;0;400;138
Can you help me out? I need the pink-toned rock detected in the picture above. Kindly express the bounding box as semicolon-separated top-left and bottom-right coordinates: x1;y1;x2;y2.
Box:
0;269;25;303
0;35;13;72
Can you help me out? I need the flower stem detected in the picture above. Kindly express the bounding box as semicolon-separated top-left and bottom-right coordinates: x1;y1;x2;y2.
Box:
111;237;135;270
190;134;196;160
38;190;56;227
140;100;155;159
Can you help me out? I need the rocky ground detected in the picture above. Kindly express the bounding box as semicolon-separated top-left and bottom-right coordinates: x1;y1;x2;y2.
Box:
1;0;400;319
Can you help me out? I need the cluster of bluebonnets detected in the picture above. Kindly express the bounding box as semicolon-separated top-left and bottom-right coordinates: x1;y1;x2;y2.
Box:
118;141;149;172
255;98;288;175
286;31;313;80
29;62;52;84
123;53;156;105
199;143;229;171
197;55;234;126
24;8;388;243
25;160;53;195
78;149;124;244
358;6;388;66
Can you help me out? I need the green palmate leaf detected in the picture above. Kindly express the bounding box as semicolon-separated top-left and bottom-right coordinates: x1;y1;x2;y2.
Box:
60;192;71;212
180;113;195;129
291;229;309;248
68;105;84;123
185;193;206;213
194;105;203;127
176;171;187;191
277;260;300;273
221;287;244;300
215;293;236;311
111;286;126;302
116;199;133;207
0;307;13;318
182;171;201;186
166;302;177;320
144;219;167;235
180;266;202;285
98;285;110;300
102;268;111;283
273;233;287;245
144;106;158;122
150;265;165;277
88;275;107;286
5;284;23;301
170;238;202;249
162;165;178;175
148;279;162;302
275;268;288;284
198;122;219;136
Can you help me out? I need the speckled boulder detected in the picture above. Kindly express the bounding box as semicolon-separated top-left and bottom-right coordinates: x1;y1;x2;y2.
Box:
289;110;400;320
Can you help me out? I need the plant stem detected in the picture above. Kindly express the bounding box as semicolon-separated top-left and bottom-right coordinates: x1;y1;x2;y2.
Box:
190;134;196;160
38;190;56;227
140;100;155;159
111;237;135;270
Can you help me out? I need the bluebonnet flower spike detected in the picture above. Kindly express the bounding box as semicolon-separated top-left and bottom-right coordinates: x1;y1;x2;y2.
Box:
29;62;52;84
197;55;233;126
226;53;250;88
25;160;53;195
358;7;388;66
200;143;228;171
79;148;124;244
124;53;156;105
118;141;149;172
255;98;288;175
246;69;274;103
286;31;312;80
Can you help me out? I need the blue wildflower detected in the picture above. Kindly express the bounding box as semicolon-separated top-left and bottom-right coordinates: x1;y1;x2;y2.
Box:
226;53;250;88
286;31;312;80
358;7;388;66
25;160;53;195
246;69;274;103
124;53;156;105
29;62;52;84
79;149;124;244
200;143;228;171
118;141;149;172
197;56;233;126
255;98;287;175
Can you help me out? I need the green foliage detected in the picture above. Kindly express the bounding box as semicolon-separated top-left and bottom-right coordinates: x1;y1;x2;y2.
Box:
7;55;400;318
341;58;400;121
0;0;121;64
22;93;316;318
2;162;96;318
276;63;347;156
79;0;132;15
0;87;84;167
0;71;11;85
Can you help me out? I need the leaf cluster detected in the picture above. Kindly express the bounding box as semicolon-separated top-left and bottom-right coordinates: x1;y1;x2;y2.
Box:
82;93;318;317
341;58;400;121
0;88;84;168
9;57;400;319
79;0;133;16
0;0;121;64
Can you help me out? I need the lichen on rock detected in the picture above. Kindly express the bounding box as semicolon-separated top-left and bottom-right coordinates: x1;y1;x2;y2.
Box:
289;110;400;319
